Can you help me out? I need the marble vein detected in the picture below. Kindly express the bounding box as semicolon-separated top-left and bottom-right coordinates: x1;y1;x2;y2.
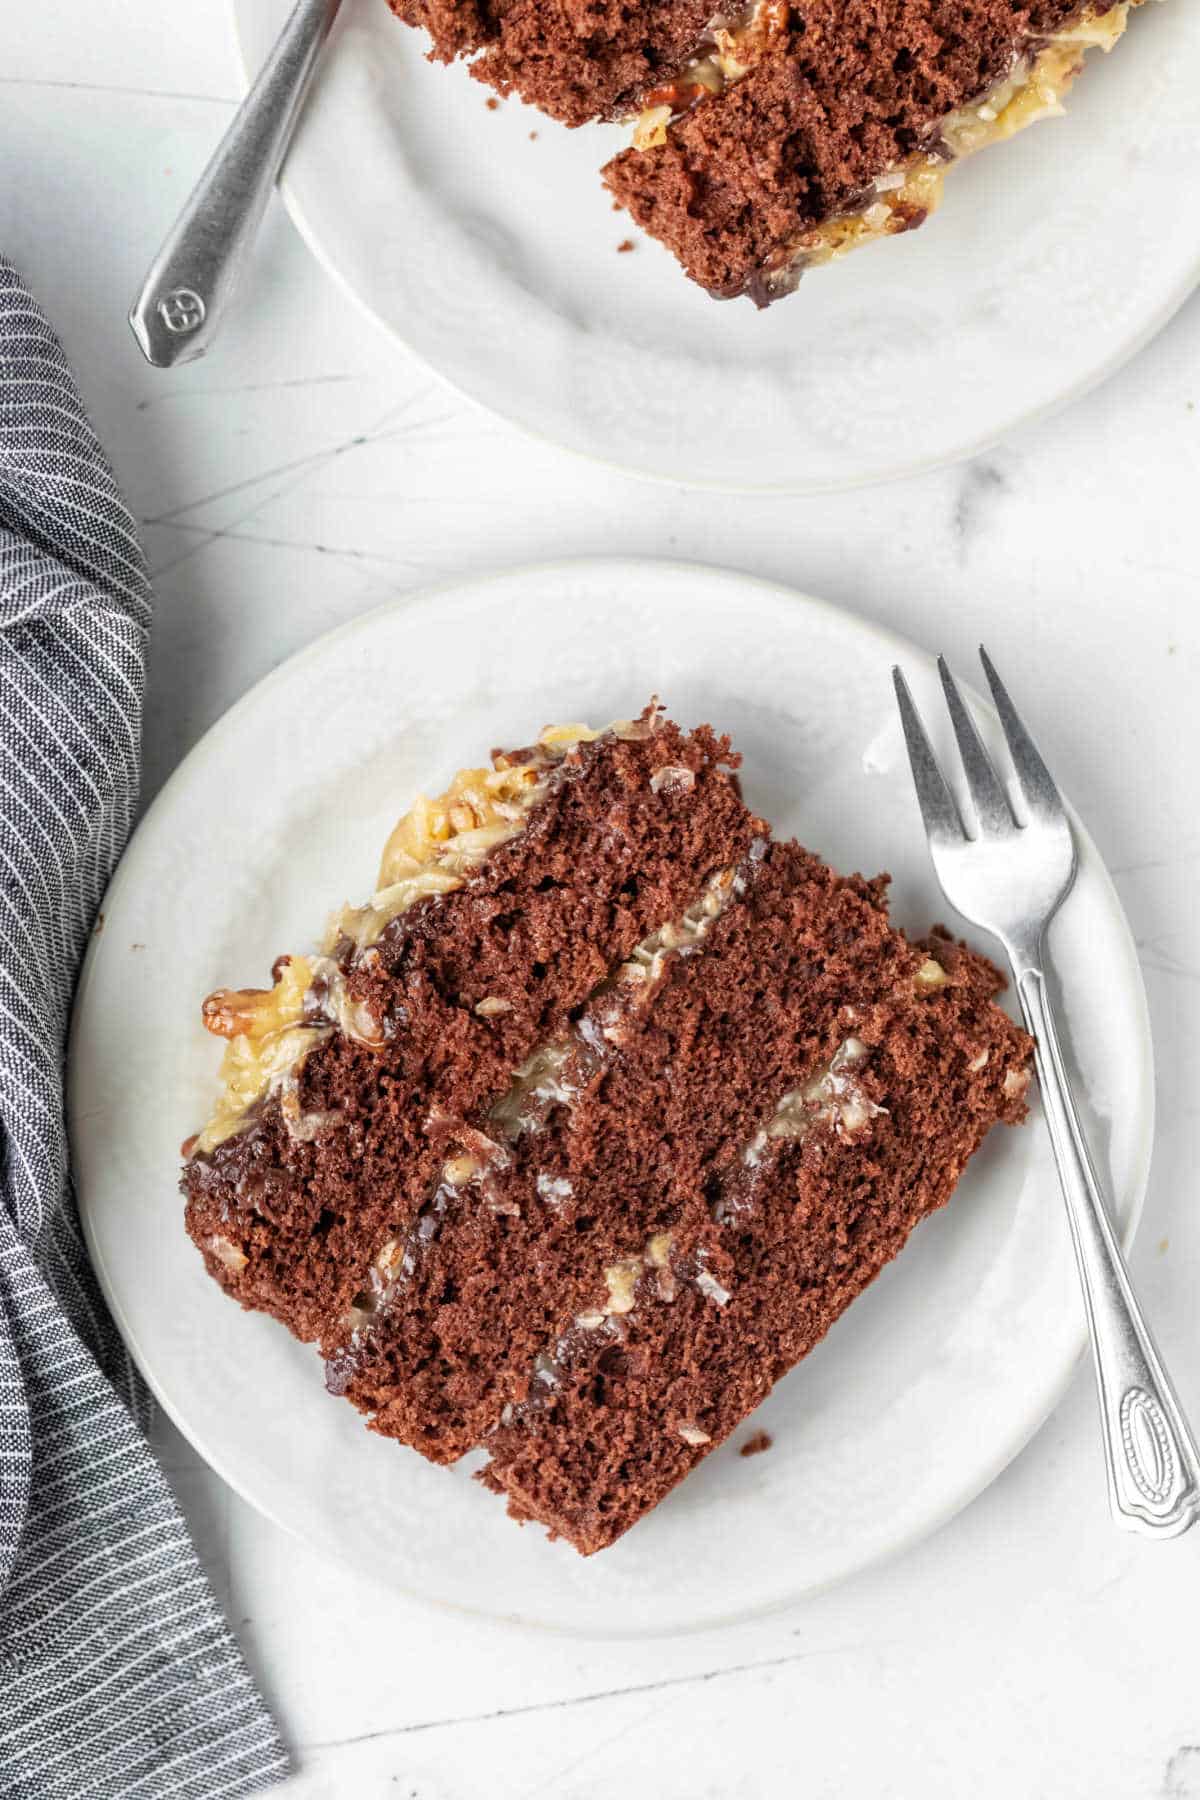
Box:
0;75;238;105
297;1642;885;1751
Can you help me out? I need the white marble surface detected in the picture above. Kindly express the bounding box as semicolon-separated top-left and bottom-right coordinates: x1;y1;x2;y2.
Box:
5;4;1200;1795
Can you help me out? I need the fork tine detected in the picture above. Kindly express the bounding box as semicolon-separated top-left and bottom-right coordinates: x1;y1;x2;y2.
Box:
937;655;1017;836
892;667;966;845
978;646;1064;822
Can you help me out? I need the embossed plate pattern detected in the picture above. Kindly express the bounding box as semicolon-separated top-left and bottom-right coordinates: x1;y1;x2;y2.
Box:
70;562;1153;1633
229;0;1200;491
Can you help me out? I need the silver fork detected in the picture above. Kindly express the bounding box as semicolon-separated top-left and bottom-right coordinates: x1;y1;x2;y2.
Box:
894;648;1200;1538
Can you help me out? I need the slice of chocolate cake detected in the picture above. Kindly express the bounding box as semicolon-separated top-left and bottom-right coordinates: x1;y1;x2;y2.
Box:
183;706;1032;1553
389;0;1143;302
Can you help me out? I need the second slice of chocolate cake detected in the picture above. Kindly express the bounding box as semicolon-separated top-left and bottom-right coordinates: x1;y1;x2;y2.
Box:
183;705;1032;1552
388;0;1144;303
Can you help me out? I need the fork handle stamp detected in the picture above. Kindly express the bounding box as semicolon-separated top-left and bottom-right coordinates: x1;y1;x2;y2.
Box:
1017;966;1200;1538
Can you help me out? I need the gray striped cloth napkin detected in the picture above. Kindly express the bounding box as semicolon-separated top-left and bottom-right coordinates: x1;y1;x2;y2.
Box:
0;258;289;1797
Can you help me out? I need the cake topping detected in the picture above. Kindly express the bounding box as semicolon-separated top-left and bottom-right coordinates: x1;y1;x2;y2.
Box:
194;955;326;1154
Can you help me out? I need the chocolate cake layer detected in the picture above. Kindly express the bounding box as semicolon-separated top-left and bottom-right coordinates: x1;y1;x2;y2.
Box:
390;0;713;126
328;839;936;1462
604;1;1120;301
479;932;1031;1553
183;714;756;1343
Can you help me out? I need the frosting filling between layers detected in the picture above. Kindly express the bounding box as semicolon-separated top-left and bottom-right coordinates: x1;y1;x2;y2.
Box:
632;0;788;147
491;1031;888;1430
491;859;748;1137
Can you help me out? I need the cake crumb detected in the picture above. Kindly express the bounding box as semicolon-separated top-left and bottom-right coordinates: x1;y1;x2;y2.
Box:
486;97;500;111
1159;1237;1169;1254
740;1430;773;1458
529;130;539;141
617;239;635;255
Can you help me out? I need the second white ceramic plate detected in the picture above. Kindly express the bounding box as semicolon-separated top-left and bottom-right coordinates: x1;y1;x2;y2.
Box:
231;0;1200;491
71;561;1152;1634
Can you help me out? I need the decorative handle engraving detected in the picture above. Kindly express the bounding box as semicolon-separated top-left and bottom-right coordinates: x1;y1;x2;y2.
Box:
1016;967;1200;1539
1120;1387;1177;1509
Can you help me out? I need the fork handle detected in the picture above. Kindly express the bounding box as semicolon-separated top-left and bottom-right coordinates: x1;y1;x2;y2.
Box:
1017;966;1200;1537
129;0;340;367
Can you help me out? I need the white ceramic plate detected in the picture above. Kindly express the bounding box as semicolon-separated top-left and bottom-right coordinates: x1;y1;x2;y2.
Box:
230;0;1200;492
71;561;1152;1635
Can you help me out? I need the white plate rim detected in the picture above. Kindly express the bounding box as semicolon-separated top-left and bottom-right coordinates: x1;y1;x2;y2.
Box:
228;1;1200;498
70;556;1156;1636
